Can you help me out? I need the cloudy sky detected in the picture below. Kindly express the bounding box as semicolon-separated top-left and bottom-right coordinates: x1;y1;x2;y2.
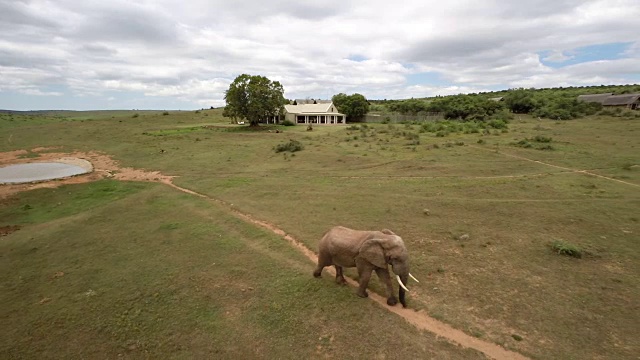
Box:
1;0;639;110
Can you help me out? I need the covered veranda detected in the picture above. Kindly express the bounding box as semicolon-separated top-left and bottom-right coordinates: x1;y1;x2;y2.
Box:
294;113;345;125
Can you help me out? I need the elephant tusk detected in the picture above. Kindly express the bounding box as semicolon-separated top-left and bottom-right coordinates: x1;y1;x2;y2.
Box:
409;273;420;283
396;275;409;291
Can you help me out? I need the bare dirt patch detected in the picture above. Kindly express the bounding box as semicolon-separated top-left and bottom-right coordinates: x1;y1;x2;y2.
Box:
0;225;21;237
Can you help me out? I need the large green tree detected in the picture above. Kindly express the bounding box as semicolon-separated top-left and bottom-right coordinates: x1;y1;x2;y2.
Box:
332;93;370;121
223;74;288;126
504;88;536;114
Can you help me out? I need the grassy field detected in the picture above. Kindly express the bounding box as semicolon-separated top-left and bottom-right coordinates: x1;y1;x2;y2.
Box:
1;109;639;359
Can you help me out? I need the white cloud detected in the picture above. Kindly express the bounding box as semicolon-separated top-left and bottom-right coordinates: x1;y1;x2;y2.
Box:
0;0;639;109
20;89;63;96
543;51;573;63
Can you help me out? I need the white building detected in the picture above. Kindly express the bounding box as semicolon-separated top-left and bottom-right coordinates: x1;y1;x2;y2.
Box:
283;102;346;125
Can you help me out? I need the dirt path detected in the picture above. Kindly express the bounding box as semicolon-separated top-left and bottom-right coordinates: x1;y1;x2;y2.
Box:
0;149;529;360
468;145;640;188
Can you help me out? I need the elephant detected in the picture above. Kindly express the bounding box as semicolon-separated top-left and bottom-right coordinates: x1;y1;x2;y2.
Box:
313;226;418;307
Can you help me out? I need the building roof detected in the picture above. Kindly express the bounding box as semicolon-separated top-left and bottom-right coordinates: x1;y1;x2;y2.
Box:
284;102;343;114
292;99;332;105
577;93;614;104
602;94;640;106
489;97;504;102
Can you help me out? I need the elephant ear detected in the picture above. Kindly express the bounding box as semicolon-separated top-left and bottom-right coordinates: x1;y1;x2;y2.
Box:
358;239;387;268
381;229;395;235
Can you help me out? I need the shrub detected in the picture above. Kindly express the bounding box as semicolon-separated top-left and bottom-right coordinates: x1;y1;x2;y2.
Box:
598;108;615;116
550;240;582;258
404;132;419;141
493;110;514;122
463;124;480;134
488;119;508;129
512;136;554;150
514;139;532;148
274;139;304;153
533;135;552;143
162;111;169;116
132;113;139;118
281;119;295;126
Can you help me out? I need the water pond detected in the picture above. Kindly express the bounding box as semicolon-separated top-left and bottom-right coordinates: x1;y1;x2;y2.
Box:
0;162;91;184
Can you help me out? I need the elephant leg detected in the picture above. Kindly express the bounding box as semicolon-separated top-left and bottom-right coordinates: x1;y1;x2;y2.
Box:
335;265;346;285
375;267;398;306
313;252;332;278
355;258;373;298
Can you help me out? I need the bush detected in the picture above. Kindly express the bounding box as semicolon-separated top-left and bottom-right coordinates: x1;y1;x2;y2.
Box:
533;135;552;143
281;119;295;126
515;139;532;148
505;88;536;113
274;139;304;153
404;132;419;141
493;110;514;122
512;136;554;150
487;119;508;129
162;111;169;116
551;240;582;258
598;108;615;116
132;113;139;118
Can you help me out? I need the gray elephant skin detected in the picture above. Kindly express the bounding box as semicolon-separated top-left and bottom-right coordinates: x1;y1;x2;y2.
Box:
313;226;417;307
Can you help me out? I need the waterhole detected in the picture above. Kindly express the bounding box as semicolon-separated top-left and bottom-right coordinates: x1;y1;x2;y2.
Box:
0;158;93;184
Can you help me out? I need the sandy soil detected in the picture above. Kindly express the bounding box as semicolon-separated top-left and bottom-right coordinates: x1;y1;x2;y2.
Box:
0;147;529;360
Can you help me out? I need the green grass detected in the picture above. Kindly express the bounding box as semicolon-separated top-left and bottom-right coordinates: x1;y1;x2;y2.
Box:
0;182;482;359
0;180;147;225
1;110;639;359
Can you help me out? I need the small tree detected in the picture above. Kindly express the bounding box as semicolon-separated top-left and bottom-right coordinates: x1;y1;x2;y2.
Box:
332;93;370;122
223;74;288;126
504;88;536;114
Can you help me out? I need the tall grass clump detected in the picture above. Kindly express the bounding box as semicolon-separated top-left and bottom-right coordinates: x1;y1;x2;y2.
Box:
550;240;582;258
274;139;304;153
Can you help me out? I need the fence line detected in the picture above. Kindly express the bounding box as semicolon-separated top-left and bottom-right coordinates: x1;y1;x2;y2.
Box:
362;112;443;123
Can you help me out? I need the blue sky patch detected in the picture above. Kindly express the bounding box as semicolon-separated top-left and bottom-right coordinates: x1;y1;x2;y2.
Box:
347;54;368;62
540;42;633;68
